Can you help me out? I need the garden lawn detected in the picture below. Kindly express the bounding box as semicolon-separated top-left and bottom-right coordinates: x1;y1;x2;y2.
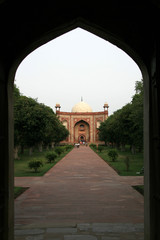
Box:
14;148;73;177
94;148;143;176
14;186;29;199
133;185;144;195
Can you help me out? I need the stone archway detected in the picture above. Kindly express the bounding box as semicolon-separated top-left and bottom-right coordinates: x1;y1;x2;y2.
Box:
79;134;86;142
74;120;90;143
2;22;149;239
4;23;149;240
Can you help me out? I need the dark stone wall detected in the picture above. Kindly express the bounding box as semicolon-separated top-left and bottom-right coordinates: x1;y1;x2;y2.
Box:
0;1;160;239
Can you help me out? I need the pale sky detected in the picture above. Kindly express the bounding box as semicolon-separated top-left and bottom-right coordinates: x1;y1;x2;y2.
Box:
15;28;142;115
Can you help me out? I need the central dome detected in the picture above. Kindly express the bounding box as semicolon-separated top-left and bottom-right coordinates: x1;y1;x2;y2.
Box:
71;101;92;113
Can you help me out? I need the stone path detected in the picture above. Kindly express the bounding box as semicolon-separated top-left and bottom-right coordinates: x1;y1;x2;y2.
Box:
14;147;144;240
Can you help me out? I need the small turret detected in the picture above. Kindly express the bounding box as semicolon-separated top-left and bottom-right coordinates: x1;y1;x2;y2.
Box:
55;103;61;113
103;102;109;116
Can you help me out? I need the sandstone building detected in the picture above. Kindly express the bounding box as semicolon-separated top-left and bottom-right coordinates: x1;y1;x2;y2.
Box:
55;100;109;144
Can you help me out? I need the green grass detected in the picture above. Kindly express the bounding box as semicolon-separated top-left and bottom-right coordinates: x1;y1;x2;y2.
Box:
14;186;29;199
92;147;144;176
14;147;73;197
133;185;144;195
14;147;73;177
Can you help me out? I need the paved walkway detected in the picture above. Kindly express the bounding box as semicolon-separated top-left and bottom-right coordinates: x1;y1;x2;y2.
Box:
14;147;144;240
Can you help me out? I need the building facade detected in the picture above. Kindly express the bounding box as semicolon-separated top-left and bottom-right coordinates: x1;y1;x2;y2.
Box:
55;101;109;144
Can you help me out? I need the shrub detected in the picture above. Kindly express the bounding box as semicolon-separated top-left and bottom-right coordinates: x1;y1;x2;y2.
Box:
54;146;65;156
90;143;97;149
65;145;73;151
108;149;118;162
45;151;57;163
28;160;43;173
98;145;103;152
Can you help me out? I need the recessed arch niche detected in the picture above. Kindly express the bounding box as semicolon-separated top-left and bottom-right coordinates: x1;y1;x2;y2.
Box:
74;120;90;143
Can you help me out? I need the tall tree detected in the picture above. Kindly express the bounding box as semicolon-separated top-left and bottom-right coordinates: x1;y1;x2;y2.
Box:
98;79;143;152
130;79;143;151
13;85;21;158
14;84;69;157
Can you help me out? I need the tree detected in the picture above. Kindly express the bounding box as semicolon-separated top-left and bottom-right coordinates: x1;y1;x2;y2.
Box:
14;95;41;154
99;105;132;148
14;85;69;157
98;79;143;152
108;149;118;162
45;151;57;163
129;79;143;151
98;114;118;146
28;160;43;173
13;85;21;159
53;120;69;145
116;103;133;148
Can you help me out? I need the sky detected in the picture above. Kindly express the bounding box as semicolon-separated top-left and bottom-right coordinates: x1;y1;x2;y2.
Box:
15;28;142;115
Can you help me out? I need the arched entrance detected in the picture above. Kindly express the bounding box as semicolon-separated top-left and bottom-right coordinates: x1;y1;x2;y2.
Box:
9;24;148;239
3;23;148;240
79;134;86;143
79;134;85;141
1;2;160;240
74;120;90;143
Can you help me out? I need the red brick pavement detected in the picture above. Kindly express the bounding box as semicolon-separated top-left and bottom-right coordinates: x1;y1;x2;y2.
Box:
14;147;144;227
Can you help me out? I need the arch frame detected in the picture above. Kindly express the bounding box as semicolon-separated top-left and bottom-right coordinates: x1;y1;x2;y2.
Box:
9;17;147;84
74;119;90;143
1;4;158;239
8;21;149;239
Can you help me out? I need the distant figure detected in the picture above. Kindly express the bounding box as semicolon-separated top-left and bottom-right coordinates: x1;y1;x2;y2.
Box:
75;143;80;148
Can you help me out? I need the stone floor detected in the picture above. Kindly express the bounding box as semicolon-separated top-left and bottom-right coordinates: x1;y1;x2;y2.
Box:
15;222;144;240
14;147;144;240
